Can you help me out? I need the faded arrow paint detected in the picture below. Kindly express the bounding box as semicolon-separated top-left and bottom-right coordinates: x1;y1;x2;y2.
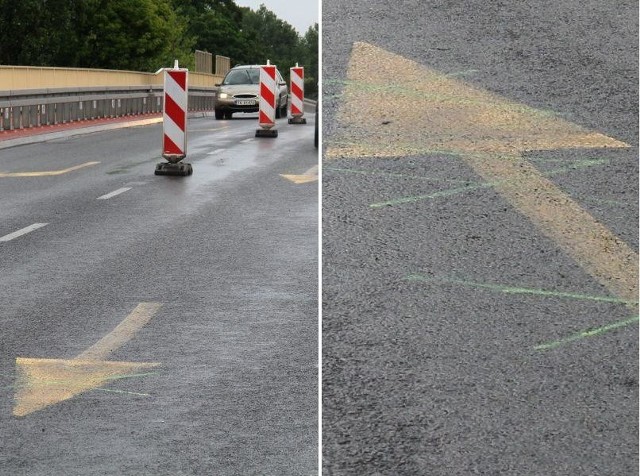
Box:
13;302;162;417
326;41;637;307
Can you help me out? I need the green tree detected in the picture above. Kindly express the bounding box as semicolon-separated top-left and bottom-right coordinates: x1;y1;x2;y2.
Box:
0;0;93;66
172;0;246;68
299;23;318;98
0;0;192;71
85;0;193;71
0;0;318;81
240;5;299;71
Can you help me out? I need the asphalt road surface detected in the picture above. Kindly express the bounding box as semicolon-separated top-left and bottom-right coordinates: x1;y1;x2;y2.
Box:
0;109;318;475
322;1;638;475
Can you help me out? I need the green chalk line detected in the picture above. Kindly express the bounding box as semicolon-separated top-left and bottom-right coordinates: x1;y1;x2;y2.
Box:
93;387;151;397
406;274;639;349
104;372;160;381
324;166;472;185
534;316;639;350
587;197;629;208
328;138;467;158
369;158;611;208
7;371;160;390
372;183;490;207
405;274;638;306
325;78;562;118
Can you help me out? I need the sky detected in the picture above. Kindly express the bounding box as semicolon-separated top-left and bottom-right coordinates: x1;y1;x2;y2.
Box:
234;0;319;35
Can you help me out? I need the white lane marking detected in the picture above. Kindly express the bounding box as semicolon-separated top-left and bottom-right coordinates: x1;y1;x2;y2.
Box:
0;223;48;242
240;138;253;144
208;148;227;155
97;187;132;200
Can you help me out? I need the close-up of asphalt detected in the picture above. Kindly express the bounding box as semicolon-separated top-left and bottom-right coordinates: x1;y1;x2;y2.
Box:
322;1;638;475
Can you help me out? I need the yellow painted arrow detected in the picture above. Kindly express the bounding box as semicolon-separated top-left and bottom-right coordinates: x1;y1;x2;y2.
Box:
0;161;100;178
327;42;628;158
327;42;637;306
280;164;319;184
13;302;162;417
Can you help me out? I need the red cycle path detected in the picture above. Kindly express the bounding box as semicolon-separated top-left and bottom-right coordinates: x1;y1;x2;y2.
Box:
0;113;162;141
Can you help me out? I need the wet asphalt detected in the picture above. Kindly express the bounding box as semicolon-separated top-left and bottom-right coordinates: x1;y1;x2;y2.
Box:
0;111;318;475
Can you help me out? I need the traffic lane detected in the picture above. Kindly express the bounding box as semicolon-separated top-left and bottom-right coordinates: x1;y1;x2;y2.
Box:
0;111;317;289
0;111;314;231
0;114;315;321
0;115;317;474
0;112;318;379
137;164;317;475
322;157;637;475
1;173;317;475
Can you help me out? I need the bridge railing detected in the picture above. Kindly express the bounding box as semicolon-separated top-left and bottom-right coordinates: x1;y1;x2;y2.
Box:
0;66;223;132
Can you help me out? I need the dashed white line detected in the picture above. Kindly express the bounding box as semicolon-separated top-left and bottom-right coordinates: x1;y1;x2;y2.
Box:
0;223;48;242
97;187;132;200
240;138;253;144
208;148;227;155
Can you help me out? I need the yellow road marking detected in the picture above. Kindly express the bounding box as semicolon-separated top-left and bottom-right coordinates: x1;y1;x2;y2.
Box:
463;154;637;304
328;42;628;158
76;302;162;361
328;42;637;306
0;161;100;177
13;359;158;417
13;302;162;417
280;164;319;184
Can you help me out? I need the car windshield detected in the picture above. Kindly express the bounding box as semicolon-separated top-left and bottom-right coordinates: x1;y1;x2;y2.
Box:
222;68;259;85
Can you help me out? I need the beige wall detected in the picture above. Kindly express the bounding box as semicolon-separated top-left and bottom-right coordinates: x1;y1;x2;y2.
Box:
0;66;223;91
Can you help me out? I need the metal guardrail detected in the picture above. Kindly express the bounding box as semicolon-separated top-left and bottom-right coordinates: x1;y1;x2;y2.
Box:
0;85;218;132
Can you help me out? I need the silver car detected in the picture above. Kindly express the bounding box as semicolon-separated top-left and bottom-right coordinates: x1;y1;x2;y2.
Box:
214;65;288;120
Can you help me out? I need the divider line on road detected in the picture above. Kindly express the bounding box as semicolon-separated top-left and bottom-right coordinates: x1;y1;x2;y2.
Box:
97;187;132;200
208;148;227;155
0;223;48;242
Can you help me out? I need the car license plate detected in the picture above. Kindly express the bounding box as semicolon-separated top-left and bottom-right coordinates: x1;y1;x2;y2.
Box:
235;99;255;106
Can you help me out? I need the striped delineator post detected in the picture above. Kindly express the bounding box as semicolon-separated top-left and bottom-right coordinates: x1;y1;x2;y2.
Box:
155;61;193;176
256;63;278;138
163;65;188;160
288;65;307;124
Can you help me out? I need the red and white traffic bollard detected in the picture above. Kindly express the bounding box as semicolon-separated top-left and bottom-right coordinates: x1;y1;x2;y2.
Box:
288;64;306;125
255;61;278;138
156;60;193;176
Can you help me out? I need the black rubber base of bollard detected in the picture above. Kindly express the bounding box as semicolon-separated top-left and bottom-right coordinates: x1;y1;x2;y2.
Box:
255;128;278;138
154;162;193;176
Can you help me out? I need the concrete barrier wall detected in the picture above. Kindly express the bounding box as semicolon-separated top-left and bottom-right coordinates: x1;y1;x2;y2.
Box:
0;67;224;132
0;66;223;90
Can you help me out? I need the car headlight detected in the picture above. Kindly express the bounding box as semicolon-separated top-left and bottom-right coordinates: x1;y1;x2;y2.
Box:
219;93;229;99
